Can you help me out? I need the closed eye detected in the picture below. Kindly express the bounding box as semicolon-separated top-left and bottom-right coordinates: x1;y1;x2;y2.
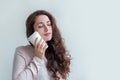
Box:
38;26;43;28
47;23;51;26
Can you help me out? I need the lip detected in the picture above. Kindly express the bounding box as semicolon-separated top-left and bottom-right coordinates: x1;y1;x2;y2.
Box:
44;33;51;36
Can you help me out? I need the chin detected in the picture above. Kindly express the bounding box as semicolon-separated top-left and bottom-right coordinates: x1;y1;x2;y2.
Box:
44;37;52;42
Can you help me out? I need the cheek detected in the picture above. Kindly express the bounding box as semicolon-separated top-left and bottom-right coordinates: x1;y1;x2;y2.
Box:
34;27;40;33
35;27;43;33
38;31;44;36
50;28;53;33
34;28;44;36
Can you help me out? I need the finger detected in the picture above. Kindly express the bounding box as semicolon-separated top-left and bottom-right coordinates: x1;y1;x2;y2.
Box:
39;38;43;45
38;39;45;48
41;41;46;49
34;38;38;48
43;44;48;52
38;38;42;49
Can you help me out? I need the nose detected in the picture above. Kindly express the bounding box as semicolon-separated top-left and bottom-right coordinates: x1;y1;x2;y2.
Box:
44;25;49;32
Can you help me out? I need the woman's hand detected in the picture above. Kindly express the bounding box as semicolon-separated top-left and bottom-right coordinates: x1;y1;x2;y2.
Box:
34;38;48;59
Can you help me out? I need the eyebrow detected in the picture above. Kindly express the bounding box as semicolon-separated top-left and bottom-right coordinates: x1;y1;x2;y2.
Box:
36;21;51;25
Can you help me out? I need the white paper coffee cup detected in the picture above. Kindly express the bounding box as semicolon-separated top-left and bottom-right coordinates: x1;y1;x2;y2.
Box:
28;31;42;45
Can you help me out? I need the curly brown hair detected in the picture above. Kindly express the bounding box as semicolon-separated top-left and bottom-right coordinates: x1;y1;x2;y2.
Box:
26;10;71;80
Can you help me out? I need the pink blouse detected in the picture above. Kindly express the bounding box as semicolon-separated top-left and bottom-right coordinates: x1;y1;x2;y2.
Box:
12;45;64;80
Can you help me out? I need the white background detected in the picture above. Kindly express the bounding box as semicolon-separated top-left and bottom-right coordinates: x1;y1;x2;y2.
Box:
0;0;120;80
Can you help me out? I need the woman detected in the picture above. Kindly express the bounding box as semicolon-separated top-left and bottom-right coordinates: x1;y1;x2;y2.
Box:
12;10;71;80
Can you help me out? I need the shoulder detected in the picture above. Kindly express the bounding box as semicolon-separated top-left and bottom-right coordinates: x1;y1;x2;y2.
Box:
15;45;32;52
15;45;32;50
15;45;34;58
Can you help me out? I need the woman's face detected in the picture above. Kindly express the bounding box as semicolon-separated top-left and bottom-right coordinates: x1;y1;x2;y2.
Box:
34;15;52;42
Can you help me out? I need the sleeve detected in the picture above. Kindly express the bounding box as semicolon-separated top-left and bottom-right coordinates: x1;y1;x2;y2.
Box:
12;48;44;80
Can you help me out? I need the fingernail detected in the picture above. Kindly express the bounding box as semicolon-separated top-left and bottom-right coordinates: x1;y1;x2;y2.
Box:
46;45;48;48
